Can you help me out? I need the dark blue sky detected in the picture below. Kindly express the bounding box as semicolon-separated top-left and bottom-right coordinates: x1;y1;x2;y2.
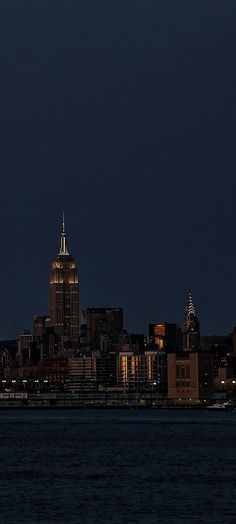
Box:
0;0;235;339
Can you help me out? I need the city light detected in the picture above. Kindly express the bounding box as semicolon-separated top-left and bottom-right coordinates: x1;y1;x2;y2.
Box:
0;214;235;410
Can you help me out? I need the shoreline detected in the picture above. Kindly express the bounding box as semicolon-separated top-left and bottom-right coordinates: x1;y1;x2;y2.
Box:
0;404;232;411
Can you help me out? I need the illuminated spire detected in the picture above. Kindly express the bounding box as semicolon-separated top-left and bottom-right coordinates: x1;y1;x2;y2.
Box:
186;291;196;316
59;209;69;255
183;289;201;350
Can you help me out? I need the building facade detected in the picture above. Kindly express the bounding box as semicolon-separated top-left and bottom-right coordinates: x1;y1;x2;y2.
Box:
85;308;123;349
168;351;214;404
149;322;182;351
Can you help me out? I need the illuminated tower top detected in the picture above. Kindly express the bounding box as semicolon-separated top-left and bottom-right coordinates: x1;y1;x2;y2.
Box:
59;210;69;256
183;290;201;351
185;291;196;323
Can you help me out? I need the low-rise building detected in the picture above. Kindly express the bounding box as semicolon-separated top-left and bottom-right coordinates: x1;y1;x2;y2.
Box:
168;351;214;405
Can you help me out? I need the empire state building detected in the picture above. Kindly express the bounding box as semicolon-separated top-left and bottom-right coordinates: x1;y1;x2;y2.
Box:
49;213;79;351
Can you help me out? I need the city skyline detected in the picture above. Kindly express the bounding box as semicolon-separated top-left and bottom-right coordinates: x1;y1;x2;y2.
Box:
1;210;236;342
0;1;235;338
0;3;234;523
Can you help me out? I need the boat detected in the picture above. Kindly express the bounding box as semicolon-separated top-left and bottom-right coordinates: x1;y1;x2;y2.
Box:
206;401;233;412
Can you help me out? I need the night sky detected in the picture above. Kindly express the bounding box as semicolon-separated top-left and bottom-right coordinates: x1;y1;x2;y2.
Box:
0;0;235;339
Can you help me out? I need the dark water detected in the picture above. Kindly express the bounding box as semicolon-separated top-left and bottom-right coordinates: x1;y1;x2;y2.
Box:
0;409;236;524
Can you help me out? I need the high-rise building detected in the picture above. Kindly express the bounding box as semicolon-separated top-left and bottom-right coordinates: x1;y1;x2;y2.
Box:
18;330;33;364
86;308;123;349
183;291;201;351
167;291;213;405
116;348;167;391
33;314;58;357
202;335;232;377
65;353;99;391
49;213;79;352
149;322;182;352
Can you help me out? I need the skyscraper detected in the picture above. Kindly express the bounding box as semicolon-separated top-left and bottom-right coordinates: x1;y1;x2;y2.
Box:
149;322;182;351
49;212;79;352
85;308;123;349
167;292;213;405
183;291;201;351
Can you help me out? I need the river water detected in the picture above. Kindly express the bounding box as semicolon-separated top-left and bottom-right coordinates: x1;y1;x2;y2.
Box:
0;409;235;523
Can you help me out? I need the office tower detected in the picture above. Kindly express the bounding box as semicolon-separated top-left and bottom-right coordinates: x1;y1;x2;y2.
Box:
34;315;51;337
65;353;99;391
116;349;167;391
144;349;167;392
183;291;201;351
202;335;232;377
98;352;117;387
18;330;33;364
33;314;58;357
149;322;182;352
117;350;139;388
130;333;145;354
86;308;123;349
49;213;79;352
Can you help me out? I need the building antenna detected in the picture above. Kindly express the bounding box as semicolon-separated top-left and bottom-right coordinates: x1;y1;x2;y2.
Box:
62;208;65;234
59;208;69;255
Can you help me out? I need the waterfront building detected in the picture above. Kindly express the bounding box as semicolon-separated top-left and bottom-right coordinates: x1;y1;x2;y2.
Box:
65;353;99;391
144;349;167;393
98;351;117;387
117;350;139;388
202;335;232;377
168;350;214;404
117;347;167;391
49;213;79;352
39;355;69;389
